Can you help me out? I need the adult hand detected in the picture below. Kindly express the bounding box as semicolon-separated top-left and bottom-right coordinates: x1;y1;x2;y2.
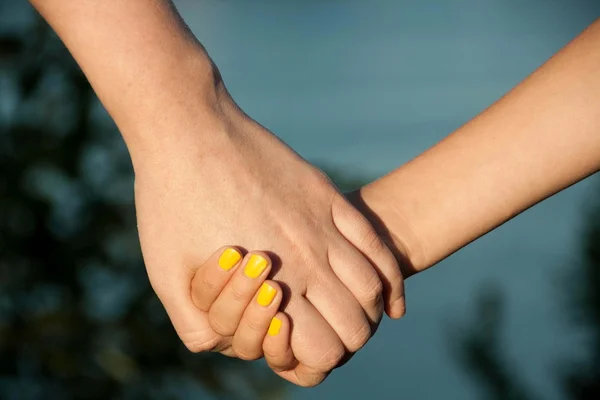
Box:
133;79;405;386
28;0;405;385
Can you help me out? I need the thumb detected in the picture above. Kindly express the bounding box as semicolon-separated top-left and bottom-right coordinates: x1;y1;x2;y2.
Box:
147;258;222;353
332;192;406;319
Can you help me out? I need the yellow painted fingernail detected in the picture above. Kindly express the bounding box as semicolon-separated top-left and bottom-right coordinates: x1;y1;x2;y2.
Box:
268;317;282;336
218;248;242;271
257;283;277;307
244;254;268;278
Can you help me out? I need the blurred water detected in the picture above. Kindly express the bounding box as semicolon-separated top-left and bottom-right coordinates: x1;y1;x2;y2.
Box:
2;0;598;398
173;1;600;399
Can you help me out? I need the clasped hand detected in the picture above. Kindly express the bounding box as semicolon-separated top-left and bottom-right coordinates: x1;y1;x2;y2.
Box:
133;97;405;387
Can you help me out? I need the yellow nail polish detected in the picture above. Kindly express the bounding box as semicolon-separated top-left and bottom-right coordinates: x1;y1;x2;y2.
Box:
268;317;282;336
244;255;268;278
257;283;277;307
218;248;242;271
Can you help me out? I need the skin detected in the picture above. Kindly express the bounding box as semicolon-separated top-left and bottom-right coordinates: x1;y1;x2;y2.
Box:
195;16;600;385
28;0;406;388
26;0;600;388
352;18;600;278
191;247;296;376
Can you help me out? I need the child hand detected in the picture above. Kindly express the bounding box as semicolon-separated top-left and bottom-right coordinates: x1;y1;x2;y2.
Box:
190;247;296;372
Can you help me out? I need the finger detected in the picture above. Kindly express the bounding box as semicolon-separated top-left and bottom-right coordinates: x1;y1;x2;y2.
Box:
285;295;346;373
269;308;332;388
208;252;271;337
148;265;222;354
332;194;406;319
306;269;372;353
276;363;330;388
263;312;297;372
191;246;244;312
328;240;384;325
231;280;283;360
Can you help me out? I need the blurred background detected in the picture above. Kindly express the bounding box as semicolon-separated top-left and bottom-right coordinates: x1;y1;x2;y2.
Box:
1;0;600;399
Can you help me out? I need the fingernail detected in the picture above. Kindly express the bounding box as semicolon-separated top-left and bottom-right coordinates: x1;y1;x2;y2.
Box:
257;283;277;307
244;254;268;278
268;317;282;336
218;248;242;271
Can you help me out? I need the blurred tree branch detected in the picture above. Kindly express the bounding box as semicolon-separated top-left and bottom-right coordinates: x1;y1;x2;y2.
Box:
0;12;287;400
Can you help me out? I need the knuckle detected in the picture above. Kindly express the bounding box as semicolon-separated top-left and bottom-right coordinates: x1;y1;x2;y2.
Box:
191;279;218;312
303;371;330;388
213;342;233;354
229;282;248;303
240;315;265;333
181;337;220;354
297;373;326;388
301;378;325;388
361;274;384;307
183;341;209;353
197;272;218;294
232;343;261;361
208;308;235;337
314;342;345;372
177;327;223;354
191;295;208;312
343;322;371;352
263;347;286;364
362;227;385;257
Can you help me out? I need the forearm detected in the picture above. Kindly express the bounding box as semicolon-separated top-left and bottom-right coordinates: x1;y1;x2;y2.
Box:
358;19;600;276
29;0;221;159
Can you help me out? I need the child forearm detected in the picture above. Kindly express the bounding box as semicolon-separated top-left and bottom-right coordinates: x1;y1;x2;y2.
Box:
356;19;600;276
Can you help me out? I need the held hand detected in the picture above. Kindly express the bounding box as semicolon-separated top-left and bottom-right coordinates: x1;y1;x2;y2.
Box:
132;93;405;386
28;0;409;386
190;247;295;371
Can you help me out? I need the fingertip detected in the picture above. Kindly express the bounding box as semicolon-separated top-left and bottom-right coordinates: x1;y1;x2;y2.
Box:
191;246;244;312
242;251;272;279
263;312;296;373
257;280;282;308
230;281;282;361
267;312;288;338
217;246;244;271
288;364;330;388
381;263;405;320
386;296;406;319
204;249;272;337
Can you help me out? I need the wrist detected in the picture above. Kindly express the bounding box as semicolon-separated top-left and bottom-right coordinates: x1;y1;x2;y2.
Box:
349;185;426;279
116;49;236;170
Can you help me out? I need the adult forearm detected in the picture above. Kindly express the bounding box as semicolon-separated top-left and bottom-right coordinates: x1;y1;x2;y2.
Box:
29;0;220;159
30;0;407;385
359;19;600;276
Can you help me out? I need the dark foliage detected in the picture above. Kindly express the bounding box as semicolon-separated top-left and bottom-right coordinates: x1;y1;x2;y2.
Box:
0;15;286;400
